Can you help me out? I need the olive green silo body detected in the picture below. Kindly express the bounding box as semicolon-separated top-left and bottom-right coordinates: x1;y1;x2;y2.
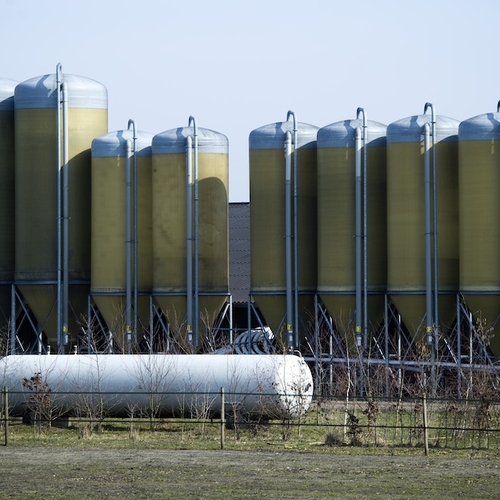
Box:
459;112;500;355
249;122;318;344
317;119;387;332
152;127;229;350
0;79;17;326
14;73;107;349
387;115;459;341
91;130;153;347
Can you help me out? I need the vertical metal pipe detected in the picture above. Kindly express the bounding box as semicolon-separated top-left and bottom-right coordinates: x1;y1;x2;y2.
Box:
468;312;473;396
38;323;43;355
456;294;462;398
61;81;69;352
127;119;138;346
229;294;233;345
362;114;368;350
292;118;299;349
247;294;252;339
424;103;438;340
355;127;363;347
125;138;133;352
186;135;194;348
149;295;154;354
431;107;438;342
285;130;294;349
424;103;438;394
357;107;368;350
188;116;199;349
10;285;16;355
384;294;389;397
87;296;91;354
287;110;299;349
56;63;63;352
424;123;433;342
314;293;320;395
397;314;402;387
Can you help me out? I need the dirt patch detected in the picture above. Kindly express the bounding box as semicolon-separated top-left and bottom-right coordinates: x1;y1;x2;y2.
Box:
1;447;499;499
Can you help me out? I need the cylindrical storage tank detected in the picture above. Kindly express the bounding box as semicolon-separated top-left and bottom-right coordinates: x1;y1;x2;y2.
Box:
0;79;17;328
317;119;387;332
91;129;153;347
249;121;318;344
152;126;229;350
0;354;313;420
387;114;459;340
14;72;108;350
459;111;500;356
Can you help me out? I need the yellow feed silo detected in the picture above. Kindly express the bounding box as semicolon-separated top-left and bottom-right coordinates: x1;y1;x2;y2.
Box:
387;113;459;342
152;125;229;351
0;79;17;330
14;70;108;351
91;128;153;349
317;119;387;334
459;111;500;355
249;120;318;347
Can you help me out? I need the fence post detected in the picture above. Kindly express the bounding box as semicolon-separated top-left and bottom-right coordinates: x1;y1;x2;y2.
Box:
220;387;225;450
422;394;429;456
3;387;8;447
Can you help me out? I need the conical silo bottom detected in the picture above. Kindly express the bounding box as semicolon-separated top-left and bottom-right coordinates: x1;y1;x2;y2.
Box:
462;294;500;356
252;294;315;348
17;283;89;350
319;294;385;348
92;295;151;346
390;294;457;345
154;294;227;351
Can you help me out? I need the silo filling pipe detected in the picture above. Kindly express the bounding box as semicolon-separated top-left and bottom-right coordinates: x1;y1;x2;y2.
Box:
188;116;199;350
355;127;363;347
356;107;368;350
424;102;438;340
285;131;294;349
186;135;194;347
128;119;138;347
56;63;64;353
125;137;133;352
55;63;70;353
424;122;434;344
62;82;69;349
287;110;299;349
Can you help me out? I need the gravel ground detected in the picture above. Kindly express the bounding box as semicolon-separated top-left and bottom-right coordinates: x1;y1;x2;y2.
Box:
1;447;499;499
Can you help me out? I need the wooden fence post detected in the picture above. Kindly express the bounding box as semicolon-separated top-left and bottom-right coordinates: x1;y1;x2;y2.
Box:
220;387;225;450
3;387;8;447
422;394;429;456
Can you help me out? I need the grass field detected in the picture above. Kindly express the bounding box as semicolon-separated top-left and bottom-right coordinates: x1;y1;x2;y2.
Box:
1;417;499;499
1;447;499;499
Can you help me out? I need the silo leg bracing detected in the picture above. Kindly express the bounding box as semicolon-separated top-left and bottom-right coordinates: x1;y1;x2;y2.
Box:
459;106;500;356
14;67;108;352
317;115;387;344
387;111;459;344
0;79;18;334
249;118;318;348
91;126;153;351
152;123;229;352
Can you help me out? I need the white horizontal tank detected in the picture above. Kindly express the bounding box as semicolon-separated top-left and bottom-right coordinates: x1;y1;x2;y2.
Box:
0;354;313;420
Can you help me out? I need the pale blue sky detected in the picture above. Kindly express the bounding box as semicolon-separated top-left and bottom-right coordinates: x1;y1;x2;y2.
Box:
2;0;498;201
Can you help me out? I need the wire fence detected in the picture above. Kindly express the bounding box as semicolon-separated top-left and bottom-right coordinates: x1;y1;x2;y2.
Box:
310;395;500;452
2;388;500;452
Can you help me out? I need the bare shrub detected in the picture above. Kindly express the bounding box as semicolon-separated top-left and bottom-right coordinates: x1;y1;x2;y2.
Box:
324;431;344;447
